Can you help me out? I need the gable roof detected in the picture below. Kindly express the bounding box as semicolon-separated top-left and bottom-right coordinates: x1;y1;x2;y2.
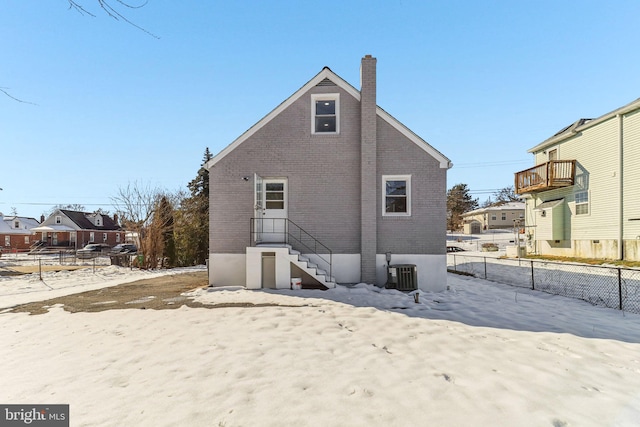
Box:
461;202;525;217
60;210;122;231
529;97;640;153
0;215;40;234
207;66;452;169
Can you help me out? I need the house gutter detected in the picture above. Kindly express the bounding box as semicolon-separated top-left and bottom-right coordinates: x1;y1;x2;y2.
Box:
617;113;624;260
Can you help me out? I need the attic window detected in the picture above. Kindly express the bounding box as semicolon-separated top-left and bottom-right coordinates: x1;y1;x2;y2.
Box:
311;93;339;134
55;215;62;224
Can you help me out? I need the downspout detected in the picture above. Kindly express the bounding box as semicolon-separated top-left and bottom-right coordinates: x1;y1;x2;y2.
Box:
617;114;624;260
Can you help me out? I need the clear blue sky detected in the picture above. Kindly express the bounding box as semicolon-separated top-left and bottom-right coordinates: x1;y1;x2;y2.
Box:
2;0;639;219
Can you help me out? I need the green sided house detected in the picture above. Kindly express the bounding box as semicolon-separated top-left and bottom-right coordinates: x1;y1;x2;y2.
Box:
515;97;640;260
207;55;452;291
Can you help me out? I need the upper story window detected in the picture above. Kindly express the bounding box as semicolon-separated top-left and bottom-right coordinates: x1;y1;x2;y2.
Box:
501;213;506;220
575;191;589;215
55;215;62;224
311;93;339;134
382;175;411;217
13;220;20;229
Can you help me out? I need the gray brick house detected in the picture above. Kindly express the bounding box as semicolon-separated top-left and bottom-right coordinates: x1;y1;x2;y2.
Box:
207;55;452;291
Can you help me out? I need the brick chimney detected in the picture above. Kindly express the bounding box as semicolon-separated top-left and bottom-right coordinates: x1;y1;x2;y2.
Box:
360;54;378;284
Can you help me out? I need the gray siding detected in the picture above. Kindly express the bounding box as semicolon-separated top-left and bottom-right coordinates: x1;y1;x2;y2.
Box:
210;84;362;254
377;119;447;255
209;69;448;263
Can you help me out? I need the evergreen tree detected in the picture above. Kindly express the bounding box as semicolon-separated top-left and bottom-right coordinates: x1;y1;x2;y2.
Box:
175;148;211;266
156;196;176;267
446;183;478;231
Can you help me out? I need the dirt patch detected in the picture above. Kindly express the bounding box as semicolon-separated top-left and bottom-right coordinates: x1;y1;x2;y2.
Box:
7;270;302;315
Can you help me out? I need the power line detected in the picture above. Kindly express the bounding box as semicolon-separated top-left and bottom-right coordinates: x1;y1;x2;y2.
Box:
452;159;530;169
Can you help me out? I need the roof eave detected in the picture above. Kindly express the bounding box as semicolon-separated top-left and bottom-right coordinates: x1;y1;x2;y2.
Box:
206;68;359;169
207;67;452;170
528;97;640;154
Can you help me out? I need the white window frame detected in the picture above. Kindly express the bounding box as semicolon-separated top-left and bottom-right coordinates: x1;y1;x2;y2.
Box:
311;93;339;135
103;233;108;242
382;175;411;217
55;215;62;224
575;191;589;215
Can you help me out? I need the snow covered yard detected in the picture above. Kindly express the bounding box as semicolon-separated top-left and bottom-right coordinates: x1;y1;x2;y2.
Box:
1;266;640;426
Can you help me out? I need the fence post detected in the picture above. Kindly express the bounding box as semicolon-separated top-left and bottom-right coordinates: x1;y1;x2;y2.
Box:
618;268;623;311
483;257;487;279
530;260;535;290
453;254;457;272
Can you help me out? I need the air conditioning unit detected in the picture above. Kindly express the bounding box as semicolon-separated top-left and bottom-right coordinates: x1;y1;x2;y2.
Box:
386;264;417;291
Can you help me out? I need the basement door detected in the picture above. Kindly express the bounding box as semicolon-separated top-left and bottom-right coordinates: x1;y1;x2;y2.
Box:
254;176;288;243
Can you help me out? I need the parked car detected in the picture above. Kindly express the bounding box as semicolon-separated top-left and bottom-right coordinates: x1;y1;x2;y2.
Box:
77;243;111;259
110;243;138;255
446;246;466;253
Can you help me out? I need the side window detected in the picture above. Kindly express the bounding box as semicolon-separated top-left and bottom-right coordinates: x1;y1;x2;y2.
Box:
575;191;589;215
311;93;339;134
382;175;411;216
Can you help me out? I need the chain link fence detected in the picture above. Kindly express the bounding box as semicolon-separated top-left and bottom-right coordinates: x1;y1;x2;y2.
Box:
448;253;640;314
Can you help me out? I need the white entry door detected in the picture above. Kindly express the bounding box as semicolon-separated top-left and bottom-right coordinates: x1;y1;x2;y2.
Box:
258;178;287;243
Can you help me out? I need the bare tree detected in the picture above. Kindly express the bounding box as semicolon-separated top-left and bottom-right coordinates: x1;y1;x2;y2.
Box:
2;1;156;103
111;182;180;269
0;87;36;105
67;0;158;38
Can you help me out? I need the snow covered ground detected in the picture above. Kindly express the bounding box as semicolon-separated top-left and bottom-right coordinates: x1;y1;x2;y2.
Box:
1;258;640;426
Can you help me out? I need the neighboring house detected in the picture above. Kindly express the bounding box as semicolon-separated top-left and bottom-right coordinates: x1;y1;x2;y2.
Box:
207;55;452;292
32;210;124;249
515;97;640;260
0;213;40;251
461;202;525;233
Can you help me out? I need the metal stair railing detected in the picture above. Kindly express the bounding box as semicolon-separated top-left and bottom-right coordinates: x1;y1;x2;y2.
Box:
250;218;333;282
